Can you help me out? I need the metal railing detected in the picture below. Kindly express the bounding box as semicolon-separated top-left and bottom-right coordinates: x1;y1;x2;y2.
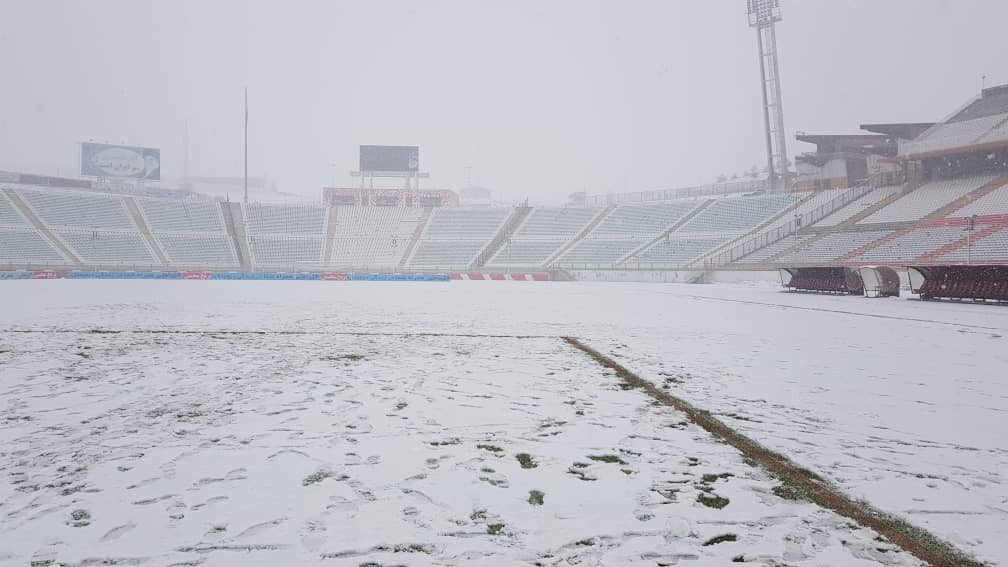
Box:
702;183;876;268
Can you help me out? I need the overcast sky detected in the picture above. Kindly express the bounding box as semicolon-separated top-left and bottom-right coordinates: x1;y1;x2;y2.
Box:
1;0;1005;203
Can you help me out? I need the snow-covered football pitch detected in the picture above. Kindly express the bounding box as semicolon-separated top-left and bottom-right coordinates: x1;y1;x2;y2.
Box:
0;280;1005;566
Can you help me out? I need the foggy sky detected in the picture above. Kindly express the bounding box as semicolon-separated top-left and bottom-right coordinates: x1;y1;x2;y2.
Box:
1;0;1005;204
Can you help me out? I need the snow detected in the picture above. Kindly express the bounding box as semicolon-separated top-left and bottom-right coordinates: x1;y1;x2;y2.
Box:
1;279;1005;565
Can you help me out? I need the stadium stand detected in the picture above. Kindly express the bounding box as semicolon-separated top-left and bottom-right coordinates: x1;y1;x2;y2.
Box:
812;185;903;227
55;229;154;265
633;237;728;265
245;202;327;235
676;194;793;233
155;233;237;266
490;240;567;266
0;193;27;226
775;230;892;264
950;183;1008;217
245;235;322;267
244;203;327;266
935;227;1008;263
858;175;997;224
19;188;134;230
136;198;237;267
854;225;969;263
137;198;225;232
421;207;510;239
558;239;643;265
406;207;510;268
329;206;422;267
591;201;698;237
408;240;486;268
514;207;599;239
735;234;816;264
487;207;599;266
0;228;64;264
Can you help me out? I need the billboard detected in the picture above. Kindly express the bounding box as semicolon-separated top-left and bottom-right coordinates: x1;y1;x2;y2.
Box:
359;145;419;173
81;142;161;180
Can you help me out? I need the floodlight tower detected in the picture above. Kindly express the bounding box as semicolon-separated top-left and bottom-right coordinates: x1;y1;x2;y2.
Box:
748;0;790;192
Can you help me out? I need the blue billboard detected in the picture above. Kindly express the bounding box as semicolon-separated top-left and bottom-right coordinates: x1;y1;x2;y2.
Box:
81;142;160;180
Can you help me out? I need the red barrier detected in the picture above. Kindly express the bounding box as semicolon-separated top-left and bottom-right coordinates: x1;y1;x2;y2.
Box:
467;273;488;280
32;270;69;279
321;272;348;281
183;271;212;280
531;273;549;281
489;273;506;280
449;273;463;280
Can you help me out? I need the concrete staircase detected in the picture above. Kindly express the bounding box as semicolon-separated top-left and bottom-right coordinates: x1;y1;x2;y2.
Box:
544;204;617;266
915;223;1004;263
936;175;1008;219
221;202;252;270
617;199;713;266
123;197;168;266
473;205;533;268
398;207;434;269
2;187;82;267
322;206;340;266
834;181;920;228
841;176;1008;263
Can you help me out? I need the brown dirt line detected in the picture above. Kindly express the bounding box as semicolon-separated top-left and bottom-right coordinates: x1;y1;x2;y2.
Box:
562;335;987;567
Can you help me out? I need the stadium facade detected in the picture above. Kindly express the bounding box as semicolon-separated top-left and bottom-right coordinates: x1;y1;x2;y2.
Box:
2;86;1008;291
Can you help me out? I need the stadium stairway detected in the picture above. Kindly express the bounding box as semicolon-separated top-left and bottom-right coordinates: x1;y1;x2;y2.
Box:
221;202;251;271
831;181;920;229
123;198;168;266
543;204;617;266
914;221;1006;262
473;205;533;268
843;176;1008;263
1;187;81;266
616;200;712;266
686;192;819;267
322;206;339;265
699;183;873;269
397;207;433;270
942;175;1008;217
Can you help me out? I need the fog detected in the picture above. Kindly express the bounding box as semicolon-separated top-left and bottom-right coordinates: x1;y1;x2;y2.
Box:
1;0;1005;203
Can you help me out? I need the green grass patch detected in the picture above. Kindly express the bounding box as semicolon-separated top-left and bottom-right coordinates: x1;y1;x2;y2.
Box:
588;454;627;465
703;533;738;546
697;493;730;509
477;443;503;453
515;453;537;469
772;482;813;502
528;490;544;506
486;523;505;535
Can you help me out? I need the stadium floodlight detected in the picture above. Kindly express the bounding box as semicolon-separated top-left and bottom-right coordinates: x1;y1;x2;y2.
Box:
747;0;781;28
747;0;789;192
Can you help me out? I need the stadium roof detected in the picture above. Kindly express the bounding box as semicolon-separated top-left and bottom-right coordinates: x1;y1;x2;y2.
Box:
859;123;934;139
897;84;1008;160
795;133;894;156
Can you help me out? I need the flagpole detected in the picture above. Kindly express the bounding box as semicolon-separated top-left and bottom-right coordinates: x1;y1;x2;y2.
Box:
244;87;248;205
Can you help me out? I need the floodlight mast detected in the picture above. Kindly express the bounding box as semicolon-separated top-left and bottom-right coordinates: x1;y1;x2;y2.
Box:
748;0;789;193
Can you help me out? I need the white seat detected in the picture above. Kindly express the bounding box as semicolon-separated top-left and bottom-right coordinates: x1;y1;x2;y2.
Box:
20;189;133;230
139;198;224;232
860;176;996;224
156;233;237;266
776;230;892;263
57;229;154;264
0;228;64;263
0;194;27;227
